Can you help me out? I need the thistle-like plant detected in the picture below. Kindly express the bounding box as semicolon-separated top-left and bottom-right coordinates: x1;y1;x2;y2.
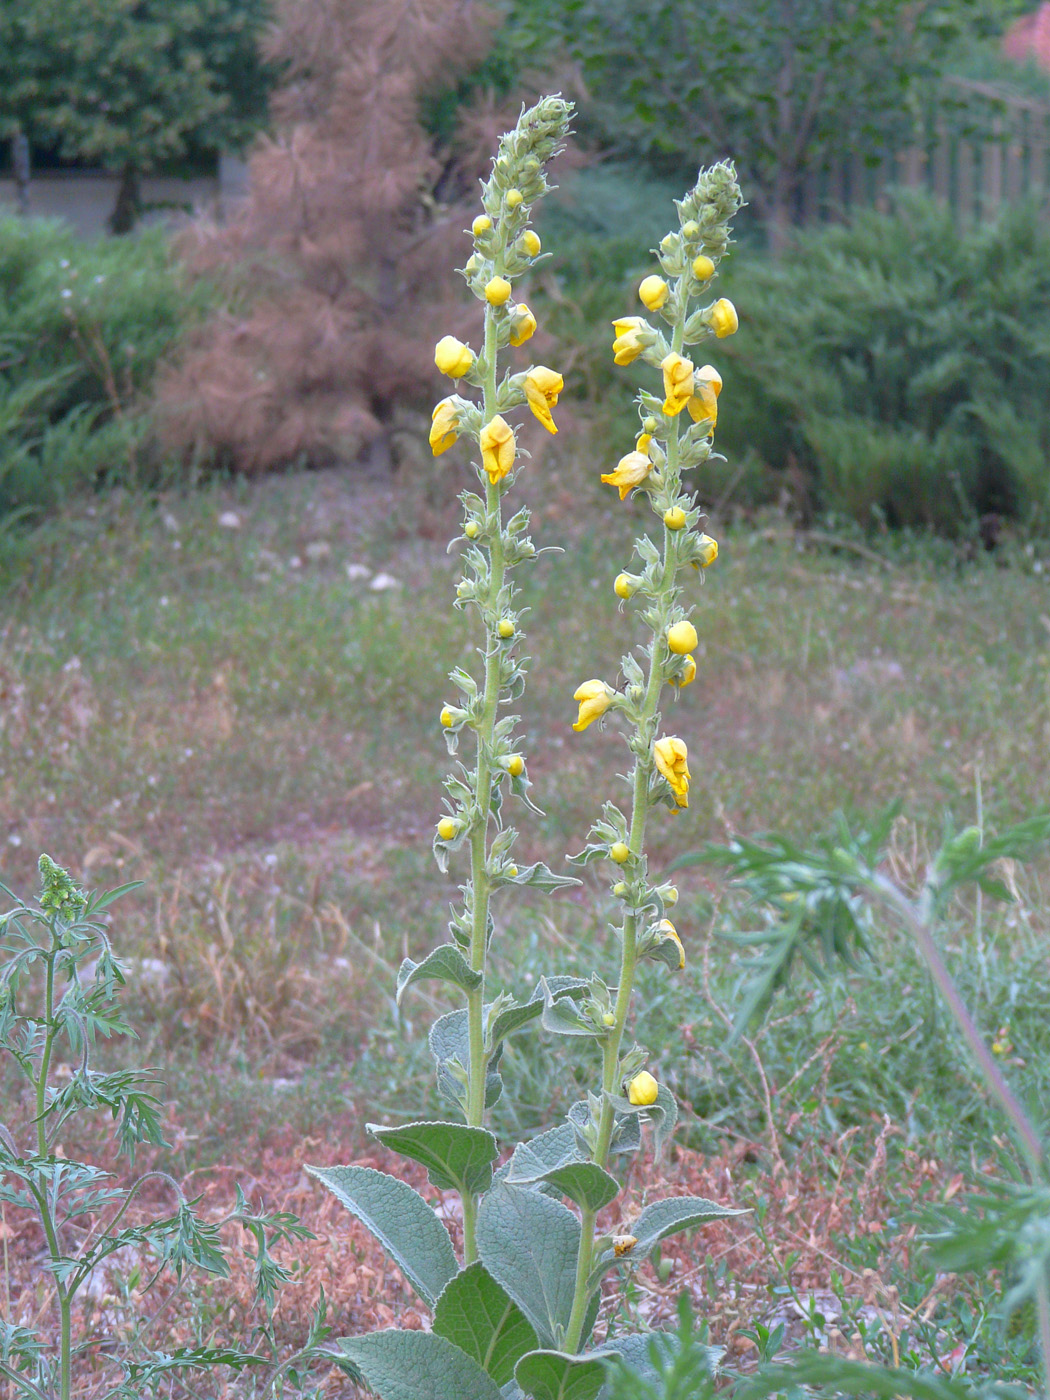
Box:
0;856;314;1400
299;102;749;1400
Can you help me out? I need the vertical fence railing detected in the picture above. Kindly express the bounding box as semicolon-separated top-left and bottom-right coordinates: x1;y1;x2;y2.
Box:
795;87;1050;227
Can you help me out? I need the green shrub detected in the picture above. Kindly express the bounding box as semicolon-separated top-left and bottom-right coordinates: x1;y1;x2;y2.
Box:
0;217;213;521
714;195;1050;533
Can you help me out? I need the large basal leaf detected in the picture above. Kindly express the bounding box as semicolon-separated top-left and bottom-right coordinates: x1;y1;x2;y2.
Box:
306;1165;457;1307
514;1350;606;1400
335;1328;504;1400
368;1120;498;1196
433;1261;539;1386
515;1334;679;1400
590;1196;747;1287
477;1181;581;1348
397;945;483;1003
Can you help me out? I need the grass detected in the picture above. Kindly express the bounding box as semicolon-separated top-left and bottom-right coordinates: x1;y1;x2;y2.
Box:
2;462;1050;1388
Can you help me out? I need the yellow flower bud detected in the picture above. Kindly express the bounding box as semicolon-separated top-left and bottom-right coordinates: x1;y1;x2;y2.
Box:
664;507;687;531
472;214;492;237
480;415;515;483
505;754;525;776
667;620;698;654
522;230;541;257
498;618;515;639
661;352;694;417
505;188;524;209
434;335;474;379
696;535;718;568
440;706;455;727
707;297;739;339
437;817;459;841
507;865;518;877
464;520;480;539
675;654;697;688
601;449;652;502
663;885;679;906
523;365;563;434
627;1071;659;1106
485;276;512;306
656;919;685;970
611;315;651;366
510;303;538;346
638;275;669;311
643;415;658;433
653;736;690;807
614;572;637;600
610;841;630;864
682;220;699;238
573;679;614;732
612;882;627;897
603;1012;617;1028
429;398;460;455
692;254;716;281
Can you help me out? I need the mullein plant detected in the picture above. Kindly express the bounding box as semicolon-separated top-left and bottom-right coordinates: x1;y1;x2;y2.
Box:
307;104;745;1400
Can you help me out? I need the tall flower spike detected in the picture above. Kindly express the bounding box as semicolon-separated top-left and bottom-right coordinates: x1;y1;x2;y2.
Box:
562;162;741;1356
422;97;573;1271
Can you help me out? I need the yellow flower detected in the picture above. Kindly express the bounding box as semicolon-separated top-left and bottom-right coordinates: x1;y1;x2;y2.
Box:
687;367;722;427
611;316;651;366
510;303;538;346
434;335;474;379
464;520;480;539
674;654;697;688
692;254;715;281
664;507;687;530
661;352;694;416
696;535;718;568
522;230;541;257
505;755;525;776
638;275;669;311
627;1071;659;1106
440;706;455;728
610;841;630;864
667;620;698;654
523;365;563;434
636;433;652;454
505;188;524;209
657;919;685;969
573;679;614;732
601;450;652;502
437;817;459;841
429;398;460;456
472;214;492;237
614;572;638;599
654;736;690;807
614;1234;638;1257
485;276;512;306
480;416;515;483
707;297;738;339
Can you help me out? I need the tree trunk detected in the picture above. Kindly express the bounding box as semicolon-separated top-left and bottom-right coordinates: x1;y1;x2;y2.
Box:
108;163;141;235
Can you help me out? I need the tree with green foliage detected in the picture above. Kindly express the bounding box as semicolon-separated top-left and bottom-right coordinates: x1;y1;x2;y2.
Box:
510;0;1022;248
0;0;275;232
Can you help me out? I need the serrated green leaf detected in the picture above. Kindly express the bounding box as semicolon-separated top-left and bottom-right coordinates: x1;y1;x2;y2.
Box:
590;1196;747;1287
477;1182;581;1347
397;945;483;1003
306;1165;457;1307
335;1329;504;1400
368;1121;497;1196
434;1262;539;1386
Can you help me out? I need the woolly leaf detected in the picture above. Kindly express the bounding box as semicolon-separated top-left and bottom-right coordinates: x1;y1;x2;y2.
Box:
477;1182;580;1347
433;1262;538;1386
335;1329;503;1400
368;1120;498;1196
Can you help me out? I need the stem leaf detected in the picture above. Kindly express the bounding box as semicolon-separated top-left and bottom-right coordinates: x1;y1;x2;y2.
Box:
433;1261;539;1386
477;1181;581;1348
368;1120;498;1197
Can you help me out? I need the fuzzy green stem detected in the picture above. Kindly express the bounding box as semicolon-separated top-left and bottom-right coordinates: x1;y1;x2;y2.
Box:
463;273;507;1262
565;407;685;1354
